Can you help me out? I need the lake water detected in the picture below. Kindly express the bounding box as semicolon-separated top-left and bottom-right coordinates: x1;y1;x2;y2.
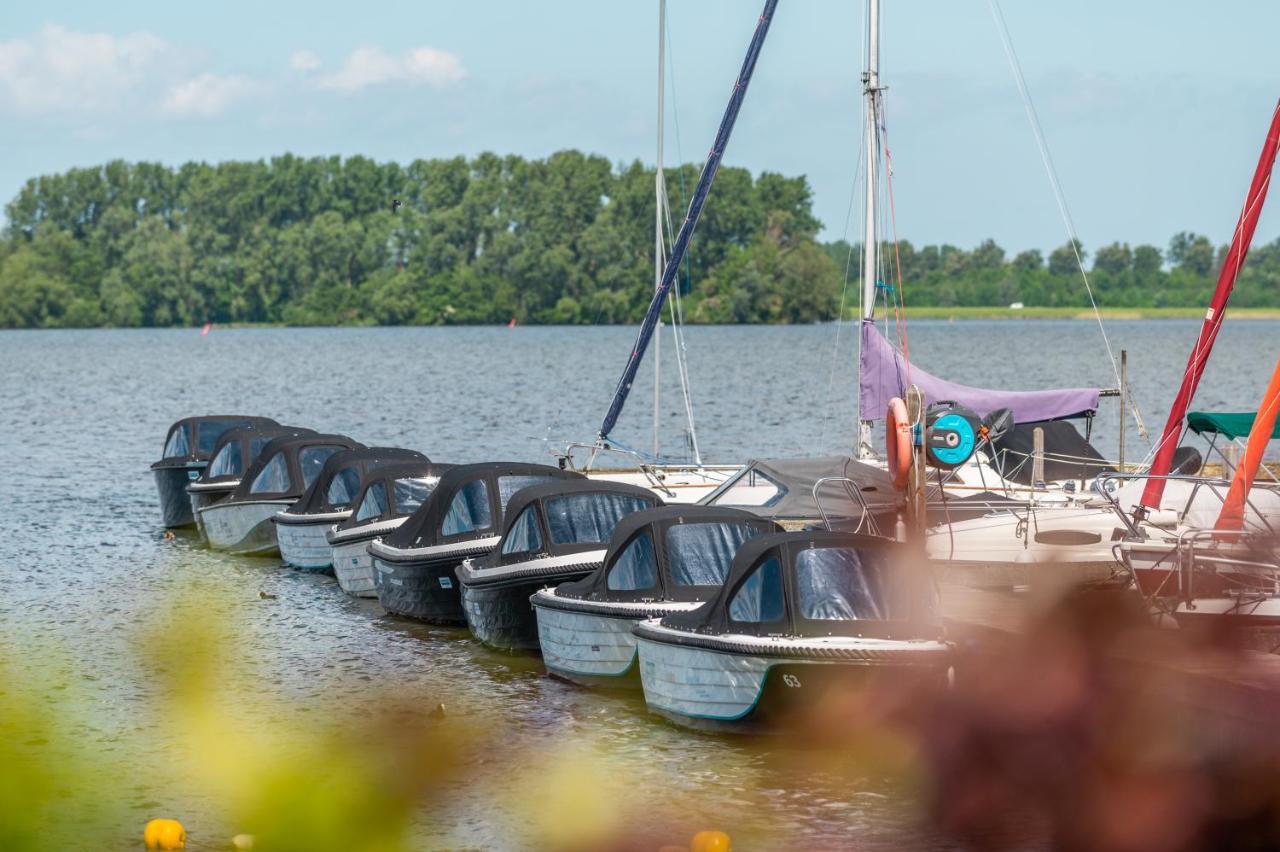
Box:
1;320;1277;849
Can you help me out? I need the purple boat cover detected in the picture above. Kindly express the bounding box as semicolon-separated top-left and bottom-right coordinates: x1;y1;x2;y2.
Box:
858;322;1100;423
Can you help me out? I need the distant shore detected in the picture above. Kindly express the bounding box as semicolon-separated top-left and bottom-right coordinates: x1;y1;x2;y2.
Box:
869;306;1280;321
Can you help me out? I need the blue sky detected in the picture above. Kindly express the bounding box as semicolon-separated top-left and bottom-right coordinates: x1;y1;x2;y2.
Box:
2;0;1277;253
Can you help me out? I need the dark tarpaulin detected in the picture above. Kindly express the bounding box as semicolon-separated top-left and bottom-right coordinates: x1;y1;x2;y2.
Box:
979;420;1113;485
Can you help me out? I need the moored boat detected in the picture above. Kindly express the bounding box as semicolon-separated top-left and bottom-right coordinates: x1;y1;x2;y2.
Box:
456;480;660;652
273;447;427;570
199;433;362;556
329;460;452;598
532;506;780;687
188;424;315;538
633;530;950;732
152;415;277;528
369;462;581;623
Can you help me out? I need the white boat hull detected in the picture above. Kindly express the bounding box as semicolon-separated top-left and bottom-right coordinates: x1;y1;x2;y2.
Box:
200;500;291;555
275;520;338;570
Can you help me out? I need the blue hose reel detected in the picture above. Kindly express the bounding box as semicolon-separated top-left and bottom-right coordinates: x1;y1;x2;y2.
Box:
919;401;1012;470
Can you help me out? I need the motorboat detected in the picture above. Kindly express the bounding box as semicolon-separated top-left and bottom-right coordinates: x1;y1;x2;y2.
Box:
456;480;659;652
368;462;581;623
151;415;277;528
532;506;780;687
633;530;951;732
273;447;428;570
199;433;362;556
328;461;452;598
187;424;314;538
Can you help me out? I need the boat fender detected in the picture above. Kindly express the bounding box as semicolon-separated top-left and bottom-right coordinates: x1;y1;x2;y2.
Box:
885;397;912;489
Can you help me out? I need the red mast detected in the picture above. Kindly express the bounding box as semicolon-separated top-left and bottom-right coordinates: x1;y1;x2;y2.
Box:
1138;100;1280;514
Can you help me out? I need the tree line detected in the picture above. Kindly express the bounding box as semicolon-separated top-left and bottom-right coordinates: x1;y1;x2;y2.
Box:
1;152;1277;329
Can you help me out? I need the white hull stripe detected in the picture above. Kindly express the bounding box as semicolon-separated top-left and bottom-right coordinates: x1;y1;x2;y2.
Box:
327;517;405;545
369;535;501;560
274;509;352;525
457;549;607;585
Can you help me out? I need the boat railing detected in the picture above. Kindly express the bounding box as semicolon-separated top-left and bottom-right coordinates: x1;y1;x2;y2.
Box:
1094;472;1243;539
812;476;880;538
1174;527;1280;605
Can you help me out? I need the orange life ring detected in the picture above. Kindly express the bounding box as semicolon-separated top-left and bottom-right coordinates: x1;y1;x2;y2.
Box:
885;397;912;490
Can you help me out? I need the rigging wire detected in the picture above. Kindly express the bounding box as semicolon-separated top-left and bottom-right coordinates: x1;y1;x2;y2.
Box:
986;0;1149;444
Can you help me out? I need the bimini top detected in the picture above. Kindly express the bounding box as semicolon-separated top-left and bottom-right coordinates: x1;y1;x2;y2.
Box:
701;456;901;531
381;462;583;550
1188;411;1280;442
557;506;782;604
470;480;660;571
980;420;1114;486
193;425;316;488
659;530;937;640
287;447;429;517
859;321;1100;424
152;415;278;468
224;433;364;504
329;461;453;541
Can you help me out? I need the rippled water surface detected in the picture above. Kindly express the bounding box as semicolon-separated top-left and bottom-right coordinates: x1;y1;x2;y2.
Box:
2;320;1278;849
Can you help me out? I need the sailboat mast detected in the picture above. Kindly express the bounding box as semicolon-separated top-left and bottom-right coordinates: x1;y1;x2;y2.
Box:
653;0;667;458
857;0;882;457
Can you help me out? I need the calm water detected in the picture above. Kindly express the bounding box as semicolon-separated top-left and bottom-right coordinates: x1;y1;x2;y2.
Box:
1;320;1277;850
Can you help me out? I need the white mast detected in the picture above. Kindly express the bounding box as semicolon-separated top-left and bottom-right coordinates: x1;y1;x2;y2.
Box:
653;0;667;458
857;0;882;457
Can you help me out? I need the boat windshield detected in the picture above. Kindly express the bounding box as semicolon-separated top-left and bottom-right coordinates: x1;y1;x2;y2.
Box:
497;475;555;511
393;477;437;515
666;522;764;587
326;467;363;508
207;442;242;478
707;468;786;508
250;453;291;494
728;557;785;624
442;479;492;536
794;546;907;621
354;483;388;522
300;446;343;488
606;531;658;592
196;420;245;455
544;493;652;546
163;424;190;458
500;505;543;556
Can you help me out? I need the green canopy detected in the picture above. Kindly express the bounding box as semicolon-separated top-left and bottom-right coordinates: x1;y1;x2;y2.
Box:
1187;411;1280;441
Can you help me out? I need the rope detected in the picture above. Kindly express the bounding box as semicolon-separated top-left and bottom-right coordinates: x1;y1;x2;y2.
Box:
986;0;1148;443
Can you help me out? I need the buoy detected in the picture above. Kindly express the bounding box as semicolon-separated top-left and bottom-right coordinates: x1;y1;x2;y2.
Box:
690;829;732;852
232;834;255;850
143;818;186;849
885;397;912;490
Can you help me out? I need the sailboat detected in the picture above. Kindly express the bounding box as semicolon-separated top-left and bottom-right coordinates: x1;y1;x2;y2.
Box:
554;0;738;503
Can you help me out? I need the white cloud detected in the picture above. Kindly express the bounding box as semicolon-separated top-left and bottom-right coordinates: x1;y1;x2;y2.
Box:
162;72;256;117
290;50;321;72
319;45;465;93
0;24;169;113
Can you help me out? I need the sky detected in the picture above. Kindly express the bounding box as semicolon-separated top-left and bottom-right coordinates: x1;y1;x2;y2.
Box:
2;0;1278;253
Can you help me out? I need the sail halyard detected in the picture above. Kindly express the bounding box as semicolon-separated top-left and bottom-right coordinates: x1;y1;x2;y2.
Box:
598;0;780;443
1137;99;1280;516
652;0;667;458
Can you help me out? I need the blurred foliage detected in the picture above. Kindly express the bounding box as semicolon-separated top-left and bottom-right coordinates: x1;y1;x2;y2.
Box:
0;153;839;329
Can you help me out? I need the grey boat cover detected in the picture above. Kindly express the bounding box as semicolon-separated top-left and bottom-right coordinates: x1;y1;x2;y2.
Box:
661;530;940;640
556;506;781;604
701;455;901;530
332;461;453;533
224;433;363;504
979;420;1115;485
153;415;278;468
859;321;1100;424
289;447;428;515
194;425;316;486
471;479;660;570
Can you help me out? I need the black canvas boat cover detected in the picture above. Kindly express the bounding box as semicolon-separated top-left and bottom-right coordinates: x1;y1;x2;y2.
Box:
333;461;454;532
660;530;939;640
289;447;428;515
557;506;782;604
225;433;363;503
153;415;278;468
473;480;660;569
195;425;316;485
980;420;1114;485
701;456;902;529
382;462;582;550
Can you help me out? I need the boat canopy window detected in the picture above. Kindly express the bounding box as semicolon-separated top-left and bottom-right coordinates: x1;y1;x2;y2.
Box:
545;493;652;546
498;475;555;511
500;505;544;556
709;468;786;508
208;442;242;478
326;467;363;509
300;446;342;488
728;557;785;624
163;425;191;458
249;435;273;460
196;420;243;455
606;531;658;592
393;477;437;515
355;482;388;522
443;479;492;536
666;522;764;587
794;547;905;621
250;453;291;494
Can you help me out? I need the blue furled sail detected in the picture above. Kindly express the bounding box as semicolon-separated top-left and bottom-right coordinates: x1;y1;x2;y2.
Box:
598;0;780;443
